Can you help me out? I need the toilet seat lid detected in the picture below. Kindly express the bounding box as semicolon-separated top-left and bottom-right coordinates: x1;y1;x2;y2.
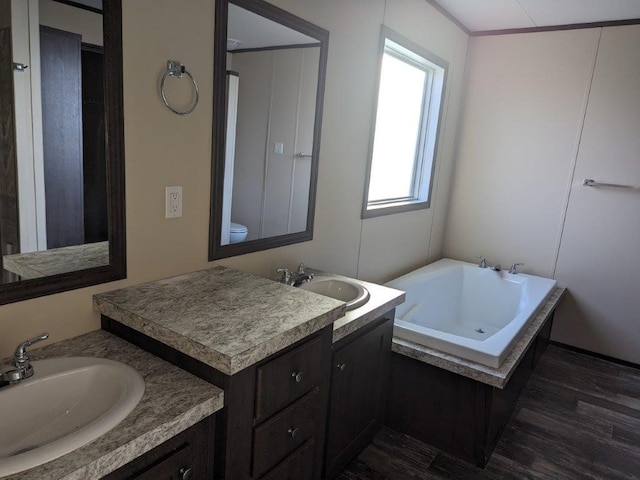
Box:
230;222;247;232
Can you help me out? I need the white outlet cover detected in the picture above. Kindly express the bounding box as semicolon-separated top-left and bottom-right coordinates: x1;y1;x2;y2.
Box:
165;186;182;218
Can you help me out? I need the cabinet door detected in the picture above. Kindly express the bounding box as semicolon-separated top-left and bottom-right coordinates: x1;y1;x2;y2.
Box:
103;416;214;480
325;317;393;478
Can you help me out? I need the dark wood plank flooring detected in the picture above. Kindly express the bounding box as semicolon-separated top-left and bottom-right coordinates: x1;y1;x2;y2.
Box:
338;345;640;480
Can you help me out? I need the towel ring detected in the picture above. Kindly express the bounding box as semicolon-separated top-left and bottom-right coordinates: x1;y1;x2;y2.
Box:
161;60;199;115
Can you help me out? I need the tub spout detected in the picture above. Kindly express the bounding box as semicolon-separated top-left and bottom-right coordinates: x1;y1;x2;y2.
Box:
490;264;502;272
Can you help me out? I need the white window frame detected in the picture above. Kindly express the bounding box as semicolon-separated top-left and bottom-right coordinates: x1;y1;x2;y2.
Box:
362;26;448;218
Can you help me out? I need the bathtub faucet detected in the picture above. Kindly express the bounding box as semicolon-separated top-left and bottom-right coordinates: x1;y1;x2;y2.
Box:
476;254;487;268
509;263;524;274
491;264;502;272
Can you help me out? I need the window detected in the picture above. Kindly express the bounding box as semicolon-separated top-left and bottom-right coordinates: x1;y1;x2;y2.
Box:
362;27;448;218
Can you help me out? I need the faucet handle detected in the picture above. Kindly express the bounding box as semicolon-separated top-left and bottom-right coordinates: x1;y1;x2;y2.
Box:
476;254;487;268
509;263;525;274
296;262;307;274
276;268;292;284
13;333;49;366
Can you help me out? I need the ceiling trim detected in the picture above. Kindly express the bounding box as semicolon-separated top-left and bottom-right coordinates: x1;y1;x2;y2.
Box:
426;0;640;37
471;17;640;37
423;0;471;35
52;0;102;14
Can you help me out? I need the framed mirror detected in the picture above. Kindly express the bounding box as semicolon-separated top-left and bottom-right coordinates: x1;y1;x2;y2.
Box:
0;0;125;305
209;0;329;260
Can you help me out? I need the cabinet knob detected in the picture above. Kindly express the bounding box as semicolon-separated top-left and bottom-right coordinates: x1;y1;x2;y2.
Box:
287;427;299;438
179;467;192;480
291;371;303;383
336;363;346;371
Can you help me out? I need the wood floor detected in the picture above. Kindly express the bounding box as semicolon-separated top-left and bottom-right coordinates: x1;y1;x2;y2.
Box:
337;345;640;480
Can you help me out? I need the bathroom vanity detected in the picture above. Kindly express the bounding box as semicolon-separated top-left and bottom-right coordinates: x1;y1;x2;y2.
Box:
95;266;404;480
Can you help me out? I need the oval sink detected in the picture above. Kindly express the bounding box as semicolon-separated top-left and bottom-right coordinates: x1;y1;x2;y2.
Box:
299;278;370;311
0;357;145;476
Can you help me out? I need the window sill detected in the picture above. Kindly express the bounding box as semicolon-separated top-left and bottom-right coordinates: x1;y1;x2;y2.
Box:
361;200;430;219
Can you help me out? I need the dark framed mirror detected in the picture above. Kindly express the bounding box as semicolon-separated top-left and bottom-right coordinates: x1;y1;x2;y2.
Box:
0;0;125;305
209;0;329;260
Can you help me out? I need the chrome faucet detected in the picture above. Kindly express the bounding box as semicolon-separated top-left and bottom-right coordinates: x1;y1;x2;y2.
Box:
1;333;49;387
509;263;524;274
476;254;487;268
490;264;502;272
276;267;292;285
276;263;314;287
292;262;314;287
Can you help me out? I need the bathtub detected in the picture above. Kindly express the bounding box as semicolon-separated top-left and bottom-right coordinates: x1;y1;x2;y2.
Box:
386;258;557;368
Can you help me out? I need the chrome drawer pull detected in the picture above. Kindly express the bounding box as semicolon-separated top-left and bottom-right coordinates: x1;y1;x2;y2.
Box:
291;371;303;383
179;467;192;480
287;427;299;438
336;363;346;371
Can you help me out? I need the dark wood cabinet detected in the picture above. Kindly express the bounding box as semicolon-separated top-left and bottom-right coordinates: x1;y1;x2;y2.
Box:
324;314;394;479
103;316;332;480
103;415;214;480
386;310;557;467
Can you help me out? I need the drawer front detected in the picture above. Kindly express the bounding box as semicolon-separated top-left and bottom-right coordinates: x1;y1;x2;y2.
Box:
133;443;192;480
259;439;315;480
253;389;318;478
255;336;323;421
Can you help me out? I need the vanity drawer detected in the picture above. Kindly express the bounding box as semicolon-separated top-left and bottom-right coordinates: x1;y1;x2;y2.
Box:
253;389;318;478
259;439;315;480
255;336;323;420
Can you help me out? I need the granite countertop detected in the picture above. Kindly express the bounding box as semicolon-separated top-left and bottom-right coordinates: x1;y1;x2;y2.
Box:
93;266;345;376
3;242;109;279
7;330;224;480
304;269;406;343
392;287;566;389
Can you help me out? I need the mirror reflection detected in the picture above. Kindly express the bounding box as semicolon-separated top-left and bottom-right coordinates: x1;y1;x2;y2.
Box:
0;0;108;283
210;0;329;260
220;3;321;246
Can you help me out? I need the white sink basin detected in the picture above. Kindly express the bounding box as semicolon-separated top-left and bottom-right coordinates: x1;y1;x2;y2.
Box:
0;357;145;476
300;278;370;311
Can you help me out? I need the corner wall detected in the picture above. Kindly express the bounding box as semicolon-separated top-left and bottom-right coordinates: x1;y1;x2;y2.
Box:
444;25;640;363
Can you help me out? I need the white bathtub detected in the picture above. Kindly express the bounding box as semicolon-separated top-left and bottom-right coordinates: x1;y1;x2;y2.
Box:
386;259;557;368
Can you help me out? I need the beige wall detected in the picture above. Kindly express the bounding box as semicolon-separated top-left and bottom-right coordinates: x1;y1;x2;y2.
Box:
444;26;640;362
0;0;468;357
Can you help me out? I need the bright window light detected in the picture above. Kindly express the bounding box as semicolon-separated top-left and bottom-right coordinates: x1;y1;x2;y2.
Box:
363;29;447;218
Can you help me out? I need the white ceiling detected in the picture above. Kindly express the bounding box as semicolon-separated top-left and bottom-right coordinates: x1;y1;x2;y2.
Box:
433;0;640;32
227;4;317;51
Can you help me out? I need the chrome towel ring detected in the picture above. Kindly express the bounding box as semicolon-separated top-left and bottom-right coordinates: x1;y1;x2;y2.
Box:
161;60;199;115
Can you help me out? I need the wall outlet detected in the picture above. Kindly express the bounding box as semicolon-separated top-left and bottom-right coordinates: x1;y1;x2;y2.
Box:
274;142;284;154
165;186;182;218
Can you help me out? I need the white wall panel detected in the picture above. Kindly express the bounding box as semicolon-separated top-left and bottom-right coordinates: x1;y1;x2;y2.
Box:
444;29;600;277
553;25;640;363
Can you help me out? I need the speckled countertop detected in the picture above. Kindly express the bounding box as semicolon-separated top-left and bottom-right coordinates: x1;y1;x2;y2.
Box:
6;330;223;480
3;242;109;280
304;269;405;343
93;266;346;376
392;287;566;389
